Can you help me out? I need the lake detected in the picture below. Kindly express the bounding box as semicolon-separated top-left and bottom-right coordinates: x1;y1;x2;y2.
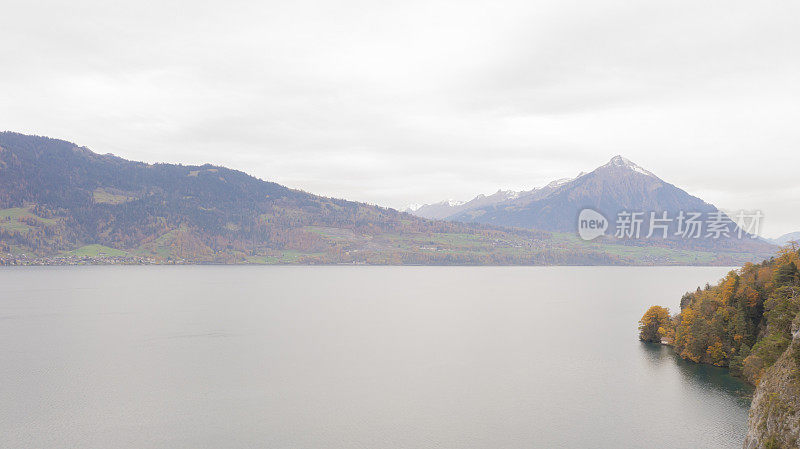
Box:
0;266;752;448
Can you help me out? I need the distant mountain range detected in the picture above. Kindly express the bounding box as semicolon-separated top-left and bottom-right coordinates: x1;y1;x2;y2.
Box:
0;132;777;265
405;173;584;220
768;232;800;246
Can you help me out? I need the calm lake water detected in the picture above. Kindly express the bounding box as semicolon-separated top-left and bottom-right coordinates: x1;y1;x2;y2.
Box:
0;266;751;448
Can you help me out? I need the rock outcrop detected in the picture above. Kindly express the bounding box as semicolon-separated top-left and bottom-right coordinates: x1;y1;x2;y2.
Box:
744;323;800;449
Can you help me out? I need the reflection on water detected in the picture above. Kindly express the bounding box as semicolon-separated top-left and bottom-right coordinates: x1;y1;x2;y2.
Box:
640;342;753;407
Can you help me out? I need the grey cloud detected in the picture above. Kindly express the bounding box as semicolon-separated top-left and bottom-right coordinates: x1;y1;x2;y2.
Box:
1;0;799;236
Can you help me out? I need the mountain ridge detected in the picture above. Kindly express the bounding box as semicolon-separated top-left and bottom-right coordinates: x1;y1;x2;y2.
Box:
406;171;587;220
0;132;620;265
0;132;776;265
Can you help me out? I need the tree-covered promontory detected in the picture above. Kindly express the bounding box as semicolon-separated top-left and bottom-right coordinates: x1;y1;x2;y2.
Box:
640;244;800;385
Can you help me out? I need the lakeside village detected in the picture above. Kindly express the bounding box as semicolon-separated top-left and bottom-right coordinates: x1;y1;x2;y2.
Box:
0;253;162;266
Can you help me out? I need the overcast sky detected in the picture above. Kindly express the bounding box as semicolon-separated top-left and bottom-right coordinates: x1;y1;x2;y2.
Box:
2;0;799;237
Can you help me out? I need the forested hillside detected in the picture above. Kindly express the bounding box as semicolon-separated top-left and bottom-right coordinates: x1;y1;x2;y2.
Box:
640;244;800;384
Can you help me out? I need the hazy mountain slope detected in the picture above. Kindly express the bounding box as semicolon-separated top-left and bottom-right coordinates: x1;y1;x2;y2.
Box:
407;191;518;220
407;173;584;220
770;232;800;246
405;198;468;220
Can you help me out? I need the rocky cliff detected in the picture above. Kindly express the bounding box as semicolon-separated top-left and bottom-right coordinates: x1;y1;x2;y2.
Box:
744;318;800;449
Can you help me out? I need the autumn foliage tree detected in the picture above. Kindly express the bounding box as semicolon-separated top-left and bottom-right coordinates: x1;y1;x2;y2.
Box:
639;306;672;343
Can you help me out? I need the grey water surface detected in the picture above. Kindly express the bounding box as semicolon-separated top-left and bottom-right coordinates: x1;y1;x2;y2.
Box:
0;266;751;448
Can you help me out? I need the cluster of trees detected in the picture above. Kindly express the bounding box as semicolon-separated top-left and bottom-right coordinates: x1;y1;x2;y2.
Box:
640;244;800;384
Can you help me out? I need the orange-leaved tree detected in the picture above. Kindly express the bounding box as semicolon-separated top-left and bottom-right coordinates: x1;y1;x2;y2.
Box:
639;305;672;343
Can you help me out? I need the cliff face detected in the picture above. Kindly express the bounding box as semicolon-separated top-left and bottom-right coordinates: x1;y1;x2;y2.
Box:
744;322;800;449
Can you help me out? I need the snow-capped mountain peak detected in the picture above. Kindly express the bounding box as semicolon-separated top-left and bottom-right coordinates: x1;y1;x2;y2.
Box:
604;155;656;177
546;177;574;188
497;189;521;200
